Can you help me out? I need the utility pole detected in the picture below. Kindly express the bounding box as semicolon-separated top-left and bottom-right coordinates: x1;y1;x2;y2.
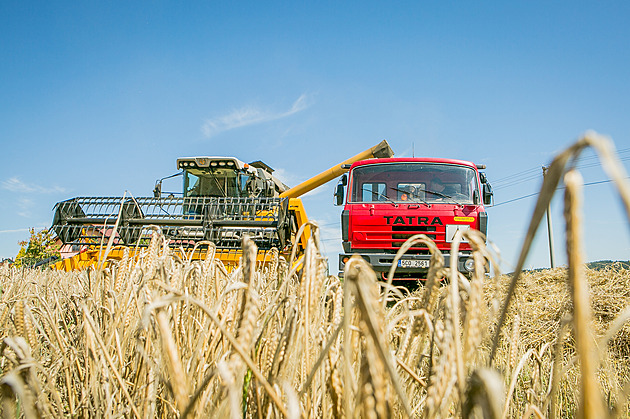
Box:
542;166;556;268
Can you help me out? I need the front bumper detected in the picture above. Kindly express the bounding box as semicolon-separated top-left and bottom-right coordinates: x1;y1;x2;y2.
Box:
338;250;475;278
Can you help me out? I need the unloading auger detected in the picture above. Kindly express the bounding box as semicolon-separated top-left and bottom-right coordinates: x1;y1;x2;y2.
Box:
50;140;393;271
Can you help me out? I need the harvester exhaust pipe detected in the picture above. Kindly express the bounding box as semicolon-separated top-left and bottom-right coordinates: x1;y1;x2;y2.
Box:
279;140;394;199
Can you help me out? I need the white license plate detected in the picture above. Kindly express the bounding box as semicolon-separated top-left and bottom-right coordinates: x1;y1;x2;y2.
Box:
397;259;430;268
446;224;471;242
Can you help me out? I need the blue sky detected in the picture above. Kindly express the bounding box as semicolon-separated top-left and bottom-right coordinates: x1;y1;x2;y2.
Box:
1;1;629;271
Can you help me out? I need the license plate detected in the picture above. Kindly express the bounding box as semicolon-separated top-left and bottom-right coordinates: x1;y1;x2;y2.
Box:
397;259;430;268
446;224;471;242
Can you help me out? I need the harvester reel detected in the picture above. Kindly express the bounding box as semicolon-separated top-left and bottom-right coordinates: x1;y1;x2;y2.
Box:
202;204;214;241
118;200;143;244
52;199;86;243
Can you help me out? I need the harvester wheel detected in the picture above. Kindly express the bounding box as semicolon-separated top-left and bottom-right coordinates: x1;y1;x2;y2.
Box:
118;200;143;244
52;199;85;243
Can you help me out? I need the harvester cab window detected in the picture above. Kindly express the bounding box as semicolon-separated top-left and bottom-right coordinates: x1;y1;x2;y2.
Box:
240;174;251;194
185;172;225;197
184;172;200;197
184;169;244;197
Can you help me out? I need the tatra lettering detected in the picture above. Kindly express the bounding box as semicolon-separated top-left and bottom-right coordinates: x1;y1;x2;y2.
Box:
383;215;444;225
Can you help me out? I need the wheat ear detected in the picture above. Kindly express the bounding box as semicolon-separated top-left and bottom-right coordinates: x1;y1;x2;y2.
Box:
345;255;413;417
14;300;25;339
463;368;505;419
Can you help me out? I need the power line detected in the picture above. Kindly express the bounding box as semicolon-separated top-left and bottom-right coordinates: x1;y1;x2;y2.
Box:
493;192;539;207
576;147;630;163
576;156;630;171
491;154;630;191
493;177;628;207
492;167;541;185
493;173;544;191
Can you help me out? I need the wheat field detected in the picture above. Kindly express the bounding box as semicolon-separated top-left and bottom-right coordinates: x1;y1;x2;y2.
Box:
1;132;629;418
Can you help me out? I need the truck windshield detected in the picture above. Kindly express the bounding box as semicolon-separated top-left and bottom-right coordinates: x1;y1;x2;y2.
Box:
183;169;247;197
349;162;479;204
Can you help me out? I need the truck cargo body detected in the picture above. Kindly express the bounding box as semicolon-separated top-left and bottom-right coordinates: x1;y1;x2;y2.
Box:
338;158;490;279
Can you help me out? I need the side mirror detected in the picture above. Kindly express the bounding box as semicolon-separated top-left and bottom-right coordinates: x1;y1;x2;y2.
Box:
334;175;347;206
483;183;494;205
153;180;162;198
334;184;345;206
473;190;480;205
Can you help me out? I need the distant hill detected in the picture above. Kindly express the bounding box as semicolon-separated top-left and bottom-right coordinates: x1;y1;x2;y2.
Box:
586;260;630;270
516;260;629;275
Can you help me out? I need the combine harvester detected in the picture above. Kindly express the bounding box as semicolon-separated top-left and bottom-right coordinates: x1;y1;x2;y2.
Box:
50;141;394;271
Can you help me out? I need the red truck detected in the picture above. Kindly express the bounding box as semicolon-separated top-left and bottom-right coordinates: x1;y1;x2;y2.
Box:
335;157;493;279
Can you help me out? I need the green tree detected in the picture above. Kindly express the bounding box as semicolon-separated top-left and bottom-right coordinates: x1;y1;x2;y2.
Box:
15;228;60;268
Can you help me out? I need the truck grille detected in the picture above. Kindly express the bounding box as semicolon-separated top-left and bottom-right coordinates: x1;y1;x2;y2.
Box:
391;225;438;248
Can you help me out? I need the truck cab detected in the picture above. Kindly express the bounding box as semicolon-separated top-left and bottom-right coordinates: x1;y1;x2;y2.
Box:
336;157;493;279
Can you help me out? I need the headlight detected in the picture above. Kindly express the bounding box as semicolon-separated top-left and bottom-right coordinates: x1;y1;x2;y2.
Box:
464;258;475;272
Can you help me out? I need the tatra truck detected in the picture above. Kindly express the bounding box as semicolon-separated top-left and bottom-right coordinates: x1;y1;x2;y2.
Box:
335;157;493;279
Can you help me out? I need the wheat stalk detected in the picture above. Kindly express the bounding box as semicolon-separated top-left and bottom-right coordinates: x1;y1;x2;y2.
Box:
564;168;607;418
156;309;189;413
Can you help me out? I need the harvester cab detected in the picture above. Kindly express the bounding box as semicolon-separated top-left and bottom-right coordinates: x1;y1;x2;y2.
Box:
152;157;287;199
175;157;287;199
